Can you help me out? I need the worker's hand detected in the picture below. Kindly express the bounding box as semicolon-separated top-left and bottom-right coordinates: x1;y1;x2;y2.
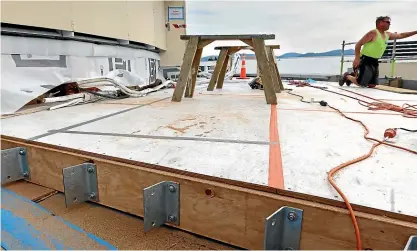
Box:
353;58;360;69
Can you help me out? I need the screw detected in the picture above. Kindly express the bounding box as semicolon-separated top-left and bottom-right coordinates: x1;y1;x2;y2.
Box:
168;185;176;193
19;149;25;155
22;172;29;178
287;212;297;221
87;167;94;173
168;214;176;222
89;192;96;199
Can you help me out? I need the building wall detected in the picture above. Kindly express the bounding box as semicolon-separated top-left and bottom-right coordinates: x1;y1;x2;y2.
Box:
1;0;187;63
160;1;187;67
379;62;417;80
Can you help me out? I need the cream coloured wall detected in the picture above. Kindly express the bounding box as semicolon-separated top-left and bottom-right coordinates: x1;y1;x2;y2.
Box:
379;62;417;79
160;1;187;67
1;0;184;55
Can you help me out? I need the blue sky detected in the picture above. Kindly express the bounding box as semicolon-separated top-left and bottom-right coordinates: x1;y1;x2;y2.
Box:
185;0;417;56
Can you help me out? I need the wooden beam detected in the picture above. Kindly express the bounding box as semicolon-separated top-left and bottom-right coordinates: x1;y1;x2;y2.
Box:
266;47;282;93
269;47;284;90
188;48;203;98
240;39;254;47
251;38;277;104
171;37;199;102
1;136;416;250
207;48;229;91
197;39;214;49
216;54;230;89
181;34;275;40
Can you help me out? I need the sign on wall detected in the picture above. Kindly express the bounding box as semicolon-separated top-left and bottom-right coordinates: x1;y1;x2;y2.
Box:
168;6;184;20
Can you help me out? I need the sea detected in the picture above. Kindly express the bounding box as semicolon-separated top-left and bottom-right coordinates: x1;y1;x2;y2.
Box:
244;56;355;76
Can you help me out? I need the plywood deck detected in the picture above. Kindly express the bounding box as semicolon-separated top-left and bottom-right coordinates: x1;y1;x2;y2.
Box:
1;181;233;250
1;80;416;217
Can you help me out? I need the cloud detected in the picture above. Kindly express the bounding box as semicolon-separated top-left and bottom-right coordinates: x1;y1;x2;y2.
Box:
185;1;417;56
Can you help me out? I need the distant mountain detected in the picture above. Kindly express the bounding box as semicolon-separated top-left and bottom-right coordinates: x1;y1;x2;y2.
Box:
278;49;355;58
200;49;354;61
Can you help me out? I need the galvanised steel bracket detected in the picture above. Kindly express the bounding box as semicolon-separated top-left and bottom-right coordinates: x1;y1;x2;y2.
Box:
143;181;180;232
405;236;417;250
1;147;30;185
62;163;99;207
264;206;304;250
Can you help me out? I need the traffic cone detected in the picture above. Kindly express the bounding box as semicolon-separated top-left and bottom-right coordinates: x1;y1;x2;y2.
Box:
237;53;249;79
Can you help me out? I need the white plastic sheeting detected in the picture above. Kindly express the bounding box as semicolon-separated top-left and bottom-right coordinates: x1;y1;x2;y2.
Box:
1;35;163;115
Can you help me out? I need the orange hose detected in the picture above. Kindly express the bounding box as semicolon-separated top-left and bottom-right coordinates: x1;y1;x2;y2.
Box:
327;105;417;250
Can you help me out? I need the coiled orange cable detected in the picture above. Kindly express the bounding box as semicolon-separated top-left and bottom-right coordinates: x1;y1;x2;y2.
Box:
327;104;417;250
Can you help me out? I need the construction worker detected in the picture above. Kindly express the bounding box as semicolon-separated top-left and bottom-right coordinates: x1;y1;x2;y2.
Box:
340;16;417;87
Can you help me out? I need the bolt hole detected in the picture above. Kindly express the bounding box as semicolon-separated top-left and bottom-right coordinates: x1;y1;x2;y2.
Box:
152;221;156;227
7;176;11;180
205;189;215;197
73;197;77;202
271;219;276;226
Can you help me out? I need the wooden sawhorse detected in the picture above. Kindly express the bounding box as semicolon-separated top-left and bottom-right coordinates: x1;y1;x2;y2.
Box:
207;45;284;92
171;34;279;104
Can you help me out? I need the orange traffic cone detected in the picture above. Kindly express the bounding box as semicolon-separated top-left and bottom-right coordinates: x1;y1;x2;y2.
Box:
237;53;249;79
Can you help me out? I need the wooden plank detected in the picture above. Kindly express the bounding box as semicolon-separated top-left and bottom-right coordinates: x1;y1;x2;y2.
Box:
240;39;254;47
39;194;233;250
268;47;284;91
197;39;214;49
216;54;230;89
215;45;280;50
188;48;203;98
207;48;229;91
251;38;277;104
2;180;56;201
375;85;417;94
181;34;275;40
171;37;199;102
1;136;417;250
266;46;281;93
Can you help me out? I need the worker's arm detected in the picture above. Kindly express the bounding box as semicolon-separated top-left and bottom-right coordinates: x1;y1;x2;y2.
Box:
353;30;376;68
388;31;417;40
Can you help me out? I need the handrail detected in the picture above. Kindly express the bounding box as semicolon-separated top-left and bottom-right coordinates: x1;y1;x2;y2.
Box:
339;39;417;78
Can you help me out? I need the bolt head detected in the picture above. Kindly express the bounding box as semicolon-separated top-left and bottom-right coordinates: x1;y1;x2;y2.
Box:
168;214;176;222
168;185;176;193
87;167;94;173
19;149;26;155
22;172;29;178
287;212;297;221
89;192;96;199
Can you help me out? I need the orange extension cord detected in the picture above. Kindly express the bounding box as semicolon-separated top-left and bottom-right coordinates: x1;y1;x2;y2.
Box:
327;105;417;250
287;81;417;250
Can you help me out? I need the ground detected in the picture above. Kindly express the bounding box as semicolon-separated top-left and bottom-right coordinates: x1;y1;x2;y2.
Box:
1;79;416;217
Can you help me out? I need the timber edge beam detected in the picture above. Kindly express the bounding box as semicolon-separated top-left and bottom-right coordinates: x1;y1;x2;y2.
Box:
181;34;275;40
1;135;417;250
214;45;281;50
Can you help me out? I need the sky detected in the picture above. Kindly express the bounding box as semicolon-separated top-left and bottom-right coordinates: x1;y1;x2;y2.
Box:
185;0;417;56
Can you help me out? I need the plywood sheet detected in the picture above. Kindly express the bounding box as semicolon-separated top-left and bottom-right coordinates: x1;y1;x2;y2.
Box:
2;181;56;201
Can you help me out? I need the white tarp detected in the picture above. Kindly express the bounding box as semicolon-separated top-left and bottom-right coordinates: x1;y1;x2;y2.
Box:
1;35;163;115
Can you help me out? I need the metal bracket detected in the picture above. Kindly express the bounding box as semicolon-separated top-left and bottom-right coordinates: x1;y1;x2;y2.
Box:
1;147;30;185
143;181;180;232
264;206;303;250
405;236;417;250
62;163;99;207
